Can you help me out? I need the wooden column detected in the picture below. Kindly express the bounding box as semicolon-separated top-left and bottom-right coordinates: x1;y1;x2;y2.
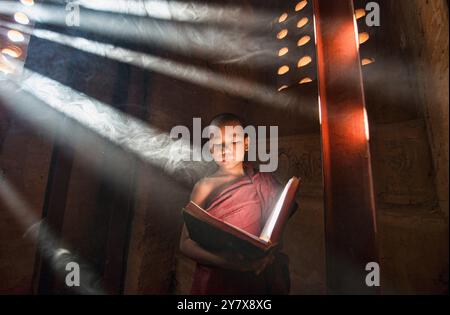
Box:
35;135;74;294
313;0;379;294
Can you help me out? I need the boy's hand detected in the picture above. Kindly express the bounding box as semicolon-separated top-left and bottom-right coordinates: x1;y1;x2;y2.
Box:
251;253;275;275
219;250;275;275
219;251;251;272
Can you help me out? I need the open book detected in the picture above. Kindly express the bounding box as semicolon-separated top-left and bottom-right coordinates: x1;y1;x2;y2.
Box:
182;177;300;258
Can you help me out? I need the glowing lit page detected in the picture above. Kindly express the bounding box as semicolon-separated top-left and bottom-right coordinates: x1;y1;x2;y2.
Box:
259;178;294;243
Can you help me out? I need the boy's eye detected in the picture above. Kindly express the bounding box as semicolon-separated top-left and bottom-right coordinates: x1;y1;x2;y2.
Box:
211;140;243;152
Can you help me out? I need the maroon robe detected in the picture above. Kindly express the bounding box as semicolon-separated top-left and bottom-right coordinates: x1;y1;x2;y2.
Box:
189;164;291;295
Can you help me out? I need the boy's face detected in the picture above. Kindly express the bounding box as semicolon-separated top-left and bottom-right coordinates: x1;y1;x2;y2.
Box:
209;121;248;169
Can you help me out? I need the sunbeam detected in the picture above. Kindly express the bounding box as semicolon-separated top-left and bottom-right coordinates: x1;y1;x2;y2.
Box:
0;68;215;188
0;1;283;66
0;177;105;294
0;20;316;117
74;0;273;28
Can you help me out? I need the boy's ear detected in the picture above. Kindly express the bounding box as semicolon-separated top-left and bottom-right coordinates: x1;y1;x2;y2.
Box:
244;135;250;151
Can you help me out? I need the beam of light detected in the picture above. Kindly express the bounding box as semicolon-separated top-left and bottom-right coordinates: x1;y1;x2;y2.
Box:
7;29;25;42
0;49;27;75
297;55;312;68
20;0;35;6
318;94;322;125
0;51;26;75
278;47;289;57
0;68;216;188
1;45;23;58
277;29;288;40
277;85;288;92
297;17;309;29
278;12;288;23
313;14;317;45
364;107;370;141
71;0;274;29
353;13;360;51
362;57;375;66
295;1;308;12
297;35;311;47
0;177;104;294
359;32;370;45
0;57;15;74
299;77;313;84
277;65;290;75
355;8;366;20
0;2;281;67
14;12;30;25
1;21;312;116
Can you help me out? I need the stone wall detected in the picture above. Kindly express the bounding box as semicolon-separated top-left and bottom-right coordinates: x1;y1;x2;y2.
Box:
0;113;53;293
405;0;448;217
360;0;449;293
0;0;447;295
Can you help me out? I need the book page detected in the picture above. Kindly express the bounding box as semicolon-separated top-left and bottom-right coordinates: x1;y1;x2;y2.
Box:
259;178;293;242
185;201;265;244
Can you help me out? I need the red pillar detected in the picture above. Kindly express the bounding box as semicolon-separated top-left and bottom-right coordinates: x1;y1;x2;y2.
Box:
313;0;379;293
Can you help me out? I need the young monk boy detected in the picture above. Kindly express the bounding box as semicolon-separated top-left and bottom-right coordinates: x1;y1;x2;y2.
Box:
179;113;291;295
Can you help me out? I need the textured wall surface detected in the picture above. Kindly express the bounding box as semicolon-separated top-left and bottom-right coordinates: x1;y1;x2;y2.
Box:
0;115;53;293
0;0;448;295
361;0;449;294
408;0;449;218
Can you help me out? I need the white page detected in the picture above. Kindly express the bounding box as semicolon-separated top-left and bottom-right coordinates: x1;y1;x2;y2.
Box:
259;178;293;242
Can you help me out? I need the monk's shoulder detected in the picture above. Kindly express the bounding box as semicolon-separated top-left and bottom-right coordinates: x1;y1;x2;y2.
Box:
252;169;275;182
194;176;217;190
190;177;217;206
248;164;275;181
252;170;281;190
